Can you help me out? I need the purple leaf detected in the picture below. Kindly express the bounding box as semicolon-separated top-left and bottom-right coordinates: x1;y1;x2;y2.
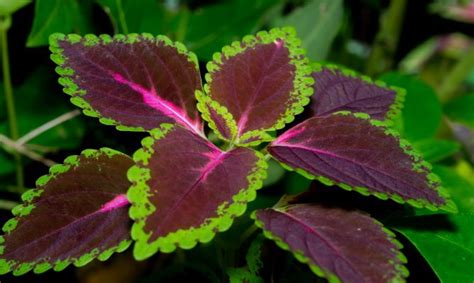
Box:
267;112;457;212
198;27;314;145
49;33;203;134
253;203;408;283
311;65;405;121
128;124;267;259
0;148;133;276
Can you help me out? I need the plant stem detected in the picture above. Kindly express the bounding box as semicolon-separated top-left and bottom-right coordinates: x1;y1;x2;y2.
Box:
17;109;80;145
0;16;24;191
0;134;56;167
239;224;258;244
438;45;474;102
0;199;19;210
366;0;407;77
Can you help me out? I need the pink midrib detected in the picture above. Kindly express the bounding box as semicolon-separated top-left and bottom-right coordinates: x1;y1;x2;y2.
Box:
3;194;129;257
112;73;202;135
150;150;228;235
99;194;129;212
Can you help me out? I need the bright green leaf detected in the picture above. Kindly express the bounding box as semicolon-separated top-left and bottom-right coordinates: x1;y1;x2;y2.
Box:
227;235;265;283
27;0;93;47
0;0;30;16
274;0;343;61
444;93;474;128
96;0;167;34
395;213;474;283
433;165;474;213
379;72;442;141
184;0;279;60
413;139;460;162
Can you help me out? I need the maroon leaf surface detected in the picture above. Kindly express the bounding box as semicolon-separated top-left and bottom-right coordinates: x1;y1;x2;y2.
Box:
198;27;313;145
267;112;456;212
311;65;404;121
254;203;408;283
50;33;203;134
128;124;267;259
0;148;133;275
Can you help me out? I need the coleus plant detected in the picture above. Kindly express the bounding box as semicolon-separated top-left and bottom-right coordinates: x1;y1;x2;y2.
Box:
0;27;457;282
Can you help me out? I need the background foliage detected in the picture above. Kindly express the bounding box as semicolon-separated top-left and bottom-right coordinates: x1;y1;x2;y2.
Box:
0;0;473;282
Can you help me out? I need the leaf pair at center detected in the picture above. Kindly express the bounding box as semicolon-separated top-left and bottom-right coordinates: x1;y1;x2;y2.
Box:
48;28;314;258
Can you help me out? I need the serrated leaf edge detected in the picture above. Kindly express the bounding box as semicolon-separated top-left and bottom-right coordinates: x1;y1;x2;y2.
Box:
48;32;201;133
199;26;314;147
251;208;409;283
312;63;406;125
127;123;268;260
270;111;458;213
0;148;132;276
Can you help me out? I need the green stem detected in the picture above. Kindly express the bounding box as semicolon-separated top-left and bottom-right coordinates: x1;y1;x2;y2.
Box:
366;0;407;77
116;0;129;34
0;16;23;191
438;45;474;102
239;224;258;244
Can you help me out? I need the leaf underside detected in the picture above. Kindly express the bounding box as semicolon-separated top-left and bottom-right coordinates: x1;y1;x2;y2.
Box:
0;148;133;276
198;27;314;145
49;33;203;134
254;203;408;283
268;112;456;212
128;124;267;259
311;65;404;121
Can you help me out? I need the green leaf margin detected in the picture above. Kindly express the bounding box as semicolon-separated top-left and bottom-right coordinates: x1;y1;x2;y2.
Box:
197;27;315;146
49;32;200;132
127;123;268;260
0;148;132;276
251;207;409;283
312;63;406;125
271;111;457;213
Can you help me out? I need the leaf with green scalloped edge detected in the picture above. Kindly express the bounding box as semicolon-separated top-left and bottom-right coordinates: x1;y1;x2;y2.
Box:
198;27;314;146
0;148;133;275
267;112;457;212
253;203;408;283
128;123;267;260
310;64;405;123
49;33;204;135
27;0;93;47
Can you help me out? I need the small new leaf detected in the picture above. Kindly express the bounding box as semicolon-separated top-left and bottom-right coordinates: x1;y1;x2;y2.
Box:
0;148;133;275
49;33;203;134
198;27;314;145
253;203;408;283
128;124;267;259
268;112;457;212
